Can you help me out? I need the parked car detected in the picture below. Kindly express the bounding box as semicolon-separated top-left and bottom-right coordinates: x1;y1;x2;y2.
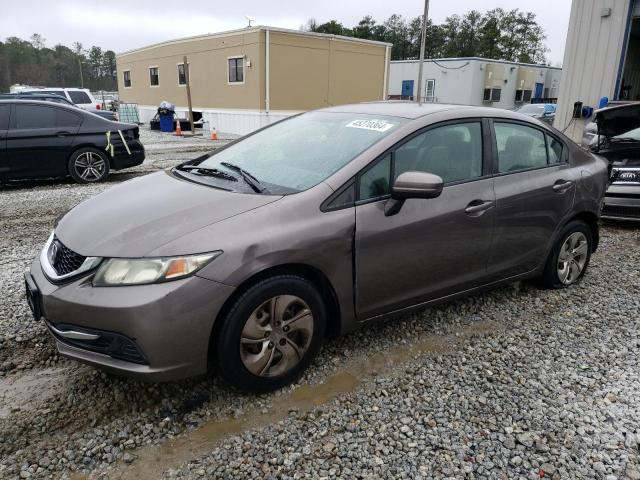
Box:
10;86;99;110
0;99;144;183
25;102;608;392
583;102;640;221
0;93;118;121
516;103;556;124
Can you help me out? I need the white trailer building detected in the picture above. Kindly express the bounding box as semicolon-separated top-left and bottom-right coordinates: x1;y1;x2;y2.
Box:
555;0;640;141
388;58;562;111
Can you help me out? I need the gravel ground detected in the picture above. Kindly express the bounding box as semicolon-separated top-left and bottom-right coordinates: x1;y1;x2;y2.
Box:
0;130;639;479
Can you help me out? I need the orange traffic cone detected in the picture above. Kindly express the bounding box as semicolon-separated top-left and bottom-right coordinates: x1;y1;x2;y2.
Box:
175;121;182;136
210;127;218;140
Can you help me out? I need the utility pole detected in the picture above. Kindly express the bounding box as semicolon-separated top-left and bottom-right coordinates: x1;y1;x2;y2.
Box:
416;0;430;105
183;55;194;135
78;58;84;88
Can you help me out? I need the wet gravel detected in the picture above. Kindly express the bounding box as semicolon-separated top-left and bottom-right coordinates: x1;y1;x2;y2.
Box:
0;130;639;479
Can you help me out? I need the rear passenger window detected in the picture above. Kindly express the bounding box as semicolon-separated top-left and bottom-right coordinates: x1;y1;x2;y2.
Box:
56;110;82;128
68;91;92;104
495;123;548;173
547;135;563;164
395;122;483;183
359;154;391;201
14;105;56;129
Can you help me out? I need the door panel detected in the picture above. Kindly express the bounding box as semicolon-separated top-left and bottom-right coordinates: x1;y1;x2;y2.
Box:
6;104;81;178
0;104;9;176
355;177;496;319
488;121;576;279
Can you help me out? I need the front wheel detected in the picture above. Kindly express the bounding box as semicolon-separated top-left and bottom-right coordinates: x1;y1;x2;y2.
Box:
215;275;326;392
540;220;592;289
68;148;110;184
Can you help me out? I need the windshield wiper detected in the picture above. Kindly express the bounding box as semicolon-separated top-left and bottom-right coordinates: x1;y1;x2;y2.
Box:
220;162;268;193
176;165;238;181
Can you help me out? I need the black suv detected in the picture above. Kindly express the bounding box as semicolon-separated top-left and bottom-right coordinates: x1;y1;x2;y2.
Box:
0;99;144;183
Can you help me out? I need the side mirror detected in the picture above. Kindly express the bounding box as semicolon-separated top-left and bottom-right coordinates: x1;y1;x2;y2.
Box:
391;171;444;200
385;171;444;216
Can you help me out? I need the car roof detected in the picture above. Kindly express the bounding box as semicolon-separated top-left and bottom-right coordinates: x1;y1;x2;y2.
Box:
0;99;85;111
319;101;544;122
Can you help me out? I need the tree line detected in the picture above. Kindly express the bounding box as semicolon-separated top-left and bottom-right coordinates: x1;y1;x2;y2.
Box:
0;34;117;93
305;8;549;65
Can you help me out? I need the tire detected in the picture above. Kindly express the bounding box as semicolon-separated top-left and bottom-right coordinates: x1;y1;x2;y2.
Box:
215;275;326;393
540;220;593;289
68;148;110;184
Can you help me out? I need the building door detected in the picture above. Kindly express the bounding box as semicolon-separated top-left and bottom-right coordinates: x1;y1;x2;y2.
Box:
535;82;544;98
401;80;414;99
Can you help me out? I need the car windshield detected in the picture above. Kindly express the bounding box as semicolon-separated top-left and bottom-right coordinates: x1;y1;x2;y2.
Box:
518;104;545;114
191;112;407;193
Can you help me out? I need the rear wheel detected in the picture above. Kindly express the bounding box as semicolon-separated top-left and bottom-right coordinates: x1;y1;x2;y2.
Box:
68;148;110;183
215;275;326;392
540;220;592;289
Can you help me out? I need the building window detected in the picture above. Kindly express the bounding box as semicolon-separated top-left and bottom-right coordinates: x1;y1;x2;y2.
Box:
425;79;436;102
522;90;532;102
483;88;502;102
123;70;131;88
177;64;187;85
149;67;159;86
515;89;523;102
228;57;244;83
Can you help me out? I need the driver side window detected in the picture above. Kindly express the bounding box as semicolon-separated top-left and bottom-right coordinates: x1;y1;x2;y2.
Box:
394;122;483;183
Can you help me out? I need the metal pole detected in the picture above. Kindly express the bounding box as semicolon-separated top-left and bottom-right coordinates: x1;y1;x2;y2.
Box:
183;55;194;135
416;0;429;105
78;58;84;88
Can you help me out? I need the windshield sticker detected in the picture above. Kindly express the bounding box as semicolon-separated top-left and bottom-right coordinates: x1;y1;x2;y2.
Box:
345;119;395;132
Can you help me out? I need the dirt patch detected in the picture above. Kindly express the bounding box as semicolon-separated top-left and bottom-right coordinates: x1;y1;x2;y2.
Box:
0;366;67;418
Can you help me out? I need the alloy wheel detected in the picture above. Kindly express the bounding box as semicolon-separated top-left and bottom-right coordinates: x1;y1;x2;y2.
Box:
74;152;106;181
239;295;314;377
557;232;588;285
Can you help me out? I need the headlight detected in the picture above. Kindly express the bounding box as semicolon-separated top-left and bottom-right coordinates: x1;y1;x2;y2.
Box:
93;252;222;286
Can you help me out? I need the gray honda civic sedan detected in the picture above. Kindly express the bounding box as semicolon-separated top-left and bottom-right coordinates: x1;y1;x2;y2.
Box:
25;102;609;392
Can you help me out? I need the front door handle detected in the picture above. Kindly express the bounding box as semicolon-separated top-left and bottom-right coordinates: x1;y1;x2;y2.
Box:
552;179;574;193
56;131;71;137
465;200;494;216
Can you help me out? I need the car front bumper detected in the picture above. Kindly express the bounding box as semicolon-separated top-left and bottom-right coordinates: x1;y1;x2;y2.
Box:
28;256;235;381
602;184;640;222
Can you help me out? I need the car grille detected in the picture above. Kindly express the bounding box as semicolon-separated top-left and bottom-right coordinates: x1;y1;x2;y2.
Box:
51;238;86;276
602;205;640;219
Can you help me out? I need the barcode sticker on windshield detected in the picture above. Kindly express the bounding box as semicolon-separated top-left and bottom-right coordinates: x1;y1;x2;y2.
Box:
345;119;395;132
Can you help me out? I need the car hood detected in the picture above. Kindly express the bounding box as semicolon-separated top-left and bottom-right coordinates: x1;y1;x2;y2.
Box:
595;103;640;138
55;171;282;257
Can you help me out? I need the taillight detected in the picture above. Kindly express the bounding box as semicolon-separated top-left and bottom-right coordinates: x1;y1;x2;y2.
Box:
96;104;101;110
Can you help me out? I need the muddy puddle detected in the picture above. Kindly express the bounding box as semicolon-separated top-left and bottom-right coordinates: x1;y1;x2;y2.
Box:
0;366;68;418
94;319;502;479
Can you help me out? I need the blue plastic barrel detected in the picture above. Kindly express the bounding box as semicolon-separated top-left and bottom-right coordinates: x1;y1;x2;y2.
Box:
159;113;174;132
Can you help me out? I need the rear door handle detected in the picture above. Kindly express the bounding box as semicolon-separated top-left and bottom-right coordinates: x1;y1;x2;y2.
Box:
465;200;495;215
553;179;574;192
56;131;71;137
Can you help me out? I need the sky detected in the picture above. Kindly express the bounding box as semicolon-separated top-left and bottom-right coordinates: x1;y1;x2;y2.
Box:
0;0;572;65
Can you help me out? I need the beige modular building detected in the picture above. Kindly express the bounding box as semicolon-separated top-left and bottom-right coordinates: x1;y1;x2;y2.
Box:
116;26;391;135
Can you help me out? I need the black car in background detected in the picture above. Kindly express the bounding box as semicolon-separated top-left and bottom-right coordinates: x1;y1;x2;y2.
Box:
0;100;144;184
